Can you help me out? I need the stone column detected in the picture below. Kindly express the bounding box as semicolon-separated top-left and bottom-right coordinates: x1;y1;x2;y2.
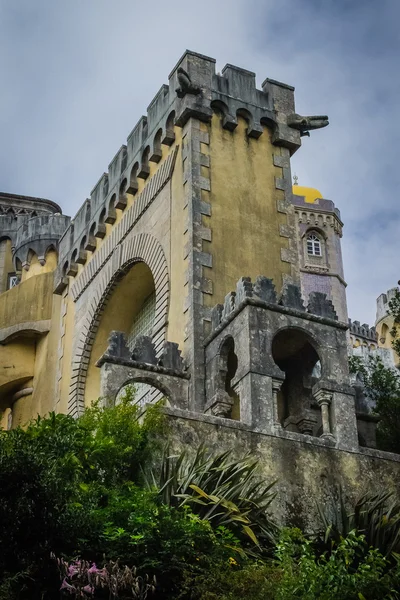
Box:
314;389;334;440
272;378;284;427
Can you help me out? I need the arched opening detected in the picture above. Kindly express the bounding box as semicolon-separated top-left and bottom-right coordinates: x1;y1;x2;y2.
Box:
127;163;139;195
116;379;168;408
162;111;176;146
272;328;321;436
138;147;150;180
150;128;163;163
379;323;389;345
304;229;327;267
105;195;117;224
85;261;156;405
116;179;128;210
220;337;240;419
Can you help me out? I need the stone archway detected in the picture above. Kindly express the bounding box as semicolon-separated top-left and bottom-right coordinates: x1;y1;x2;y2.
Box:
68;232;169;416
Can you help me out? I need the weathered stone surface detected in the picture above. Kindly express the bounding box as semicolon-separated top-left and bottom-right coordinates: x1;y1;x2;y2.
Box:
280;284;305;311
159;341;184;372
211;303;223;330
107;330;131;360
308;291;337;320
222;291;236;320
253;276;277;304
235;276;253;305
131;336;157;365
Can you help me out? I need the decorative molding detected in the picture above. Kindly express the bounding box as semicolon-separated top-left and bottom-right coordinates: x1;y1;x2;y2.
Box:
67;147;177;301
68;232;169;418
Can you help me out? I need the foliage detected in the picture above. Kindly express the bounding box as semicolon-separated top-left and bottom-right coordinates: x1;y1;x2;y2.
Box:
0;396;165;598
146;445;277;549
183;529;400;600
349;354;400;452
56;556;156;599
318;490;400;557
389;288;400;357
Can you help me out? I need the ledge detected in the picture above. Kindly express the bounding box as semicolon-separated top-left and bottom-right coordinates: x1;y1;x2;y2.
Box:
0;319;51;344
0;272;54;333
162;407;400;462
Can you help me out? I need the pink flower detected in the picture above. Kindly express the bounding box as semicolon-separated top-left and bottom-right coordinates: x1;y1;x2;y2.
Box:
88;563;98;574
60;578;75;592
82;584;94;595
67;564;79;577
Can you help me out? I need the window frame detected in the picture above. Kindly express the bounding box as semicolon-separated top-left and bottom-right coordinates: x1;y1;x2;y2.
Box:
306;233;322;257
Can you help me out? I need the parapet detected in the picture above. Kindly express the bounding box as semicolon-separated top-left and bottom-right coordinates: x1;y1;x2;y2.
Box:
348;319;378;344
376;287;399;323
210;276;340;336
56;49;317;281
13;214;70;270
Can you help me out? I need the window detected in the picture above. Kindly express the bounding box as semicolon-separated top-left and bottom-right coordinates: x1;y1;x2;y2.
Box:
127;291;156;349
7;273;19;289
307;234;322;256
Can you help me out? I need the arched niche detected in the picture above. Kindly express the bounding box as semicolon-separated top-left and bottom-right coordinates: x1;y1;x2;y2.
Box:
116;379;168;408
220;336;240;419
84;261;156;406
272;327;322;435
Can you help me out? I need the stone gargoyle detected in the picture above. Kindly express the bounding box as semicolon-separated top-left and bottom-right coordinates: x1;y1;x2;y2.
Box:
287;114;329;137
176;67;201;98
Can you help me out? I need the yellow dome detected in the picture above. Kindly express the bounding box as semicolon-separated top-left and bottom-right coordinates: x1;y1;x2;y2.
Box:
292;185;323;204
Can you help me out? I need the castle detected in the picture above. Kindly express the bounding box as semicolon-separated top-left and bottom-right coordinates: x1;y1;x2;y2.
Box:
1;51;399;526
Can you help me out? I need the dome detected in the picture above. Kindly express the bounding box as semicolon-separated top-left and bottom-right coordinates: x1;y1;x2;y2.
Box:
292;185;323;204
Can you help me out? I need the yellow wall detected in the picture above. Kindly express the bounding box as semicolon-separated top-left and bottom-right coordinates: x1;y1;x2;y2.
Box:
85;262;155;405
204;116;291;306
0;340;35;402
376;317;400;366
21;250;58;281
0;239;14;293
0;271;54;331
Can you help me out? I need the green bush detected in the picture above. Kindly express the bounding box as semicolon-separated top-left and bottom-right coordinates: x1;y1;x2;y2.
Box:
183;529;400;600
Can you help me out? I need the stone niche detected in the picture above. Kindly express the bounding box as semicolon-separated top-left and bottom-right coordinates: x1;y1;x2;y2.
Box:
205;276;359;452
96;331;189;409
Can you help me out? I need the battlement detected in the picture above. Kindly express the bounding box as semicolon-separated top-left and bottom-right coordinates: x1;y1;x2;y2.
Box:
56;49;306;284
376;287;399;323
13;214;71;270
209;276;341;337
348;319;378;344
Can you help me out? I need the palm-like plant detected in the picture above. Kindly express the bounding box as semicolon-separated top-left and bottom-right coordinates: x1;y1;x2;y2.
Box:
145;445;277;548
318;489;400;557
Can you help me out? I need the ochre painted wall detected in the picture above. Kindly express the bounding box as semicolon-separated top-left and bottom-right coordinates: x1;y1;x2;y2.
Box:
203;116;291;307
0;271;54;330
0;239;14;293
0;340;35;401
22;250;58;281
85;263;155;405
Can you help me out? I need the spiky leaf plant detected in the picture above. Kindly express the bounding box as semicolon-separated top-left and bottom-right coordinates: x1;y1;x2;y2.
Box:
145;445;277;549
318;489;400;557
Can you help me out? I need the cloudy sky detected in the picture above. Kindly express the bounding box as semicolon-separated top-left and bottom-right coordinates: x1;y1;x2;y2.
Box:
0;0;398;324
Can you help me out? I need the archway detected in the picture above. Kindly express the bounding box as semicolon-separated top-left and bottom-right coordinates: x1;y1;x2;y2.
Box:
69;232;169;417
85;262;156;405
272;328;321;435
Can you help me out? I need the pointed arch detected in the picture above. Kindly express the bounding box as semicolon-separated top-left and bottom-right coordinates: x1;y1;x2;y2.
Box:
68;232;169;417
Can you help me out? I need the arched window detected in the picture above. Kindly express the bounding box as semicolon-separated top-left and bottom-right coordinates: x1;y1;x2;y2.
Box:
307;233;322;256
